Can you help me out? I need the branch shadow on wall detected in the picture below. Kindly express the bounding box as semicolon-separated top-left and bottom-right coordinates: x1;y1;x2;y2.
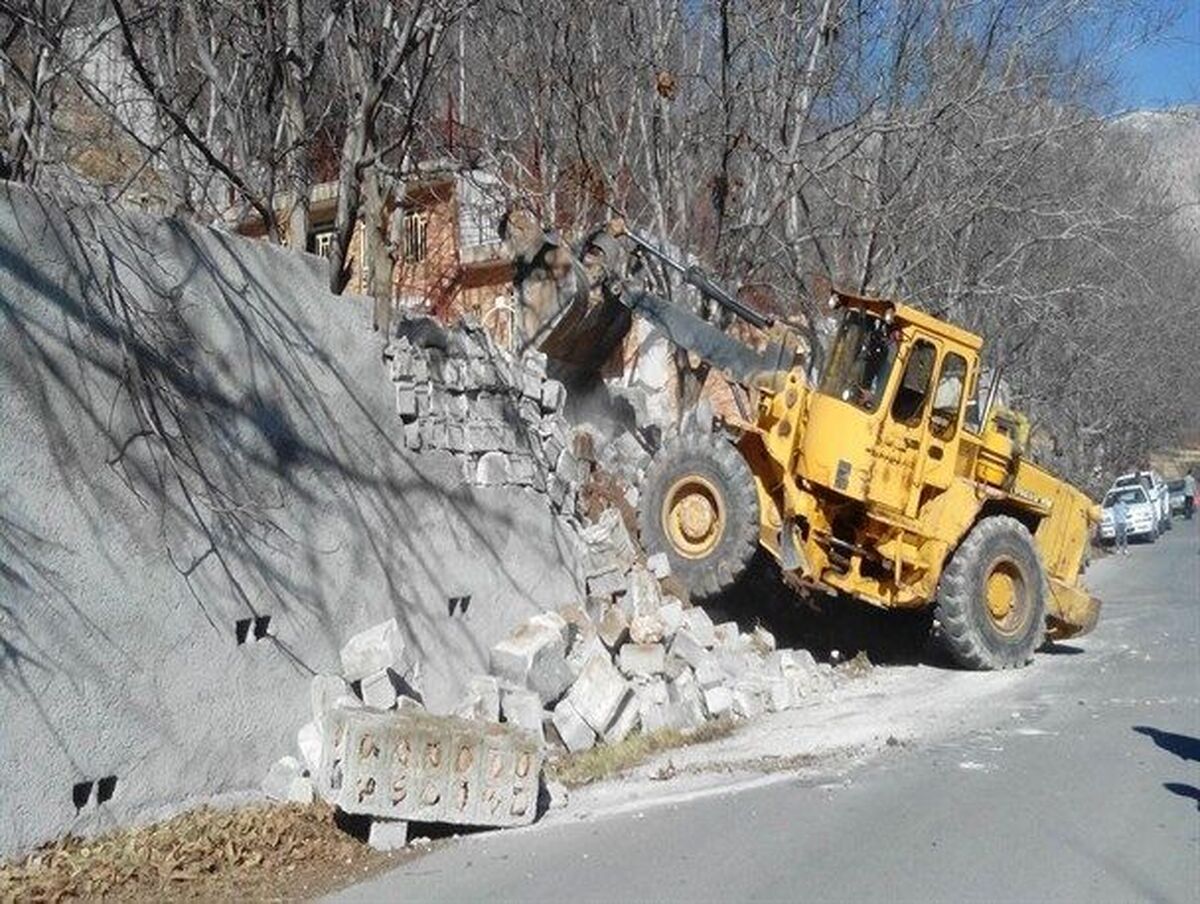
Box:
0;185;578;766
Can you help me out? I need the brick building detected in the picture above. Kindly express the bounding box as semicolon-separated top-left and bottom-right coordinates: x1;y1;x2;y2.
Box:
236;163;518;345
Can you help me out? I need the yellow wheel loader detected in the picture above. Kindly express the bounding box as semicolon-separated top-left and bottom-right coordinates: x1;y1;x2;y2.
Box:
512;215;1102;669
639;289;1101;670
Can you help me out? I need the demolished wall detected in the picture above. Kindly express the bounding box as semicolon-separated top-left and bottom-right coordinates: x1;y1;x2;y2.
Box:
0;183;586;857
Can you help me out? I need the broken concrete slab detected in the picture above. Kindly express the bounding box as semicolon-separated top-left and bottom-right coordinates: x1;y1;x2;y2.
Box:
557;604;596;652
763;676;794;712
339;619;408;684
731;681;766;720
694;657;725;691
288;776;315;804
551;698;596;753
617;642;666;678
566;652;631;733
580;508;637;575
368;818;410;852
323;708;542;827
540;379;566;413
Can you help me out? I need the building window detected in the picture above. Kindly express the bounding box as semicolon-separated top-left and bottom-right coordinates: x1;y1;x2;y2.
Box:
402;211;428;263
312;228;335;257
458;171;505;248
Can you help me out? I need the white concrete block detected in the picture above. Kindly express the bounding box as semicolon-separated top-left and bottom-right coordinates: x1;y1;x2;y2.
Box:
456;674;501;722
657;600;684;639
629;613;665;645
626;564;662;616
703;684;733;717
551;698;596;753
490;618;573;704
603;692;641;745
368;818;410;851
680;607;716;647
669;629;713;670
311;674;358;721
500;685;546;743
262;755;303;801
597;605;630;650
647;552;671;579
567;652;631;732
617;642;666;677
297;721;323;774
361;669;398;710
339;618;407;683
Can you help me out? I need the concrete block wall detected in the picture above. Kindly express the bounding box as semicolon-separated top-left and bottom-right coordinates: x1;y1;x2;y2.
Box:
387;321;584;516
0;183;583;857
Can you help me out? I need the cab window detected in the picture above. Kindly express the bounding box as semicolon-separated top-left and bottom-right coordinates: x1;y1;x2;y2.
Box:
819;308;898;412
930;353;967;439
890;339;936;424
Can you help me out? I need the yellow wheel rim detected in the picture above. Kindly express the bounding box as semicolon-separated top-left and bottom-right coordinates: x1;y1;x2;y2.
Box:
662;474;725;560
984;559;1027;636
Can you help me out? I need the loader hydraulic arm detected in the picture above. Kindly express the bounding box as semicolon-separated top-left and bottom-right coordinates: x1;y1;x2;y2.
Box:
609;219;775;330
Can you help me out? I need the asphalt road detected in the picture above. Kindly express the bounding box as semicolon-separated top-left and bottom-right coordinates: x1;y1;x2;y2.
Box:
333;522;1200;904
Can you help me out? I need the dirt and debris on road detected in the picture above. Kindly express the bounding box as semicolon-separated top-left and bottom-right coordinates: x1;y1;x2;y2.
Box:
0;802;404;903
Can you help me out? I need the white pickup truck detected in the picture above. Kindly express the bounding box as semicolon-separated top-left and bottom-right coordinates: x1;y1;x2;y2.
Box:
1110;470;1171;535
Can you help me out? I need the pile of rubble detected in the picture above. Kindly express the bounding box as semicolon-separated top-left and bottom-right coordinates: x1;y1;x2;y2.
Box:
386;318;586;514
263;617;542;851
472;509;834;754
260;508;833;850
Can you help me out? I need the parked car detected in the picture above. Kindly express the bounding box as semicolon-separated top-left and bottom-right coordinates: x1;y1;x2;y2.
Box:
1111;470;1171;532
1167;479;1193;519
1099;485;1159;543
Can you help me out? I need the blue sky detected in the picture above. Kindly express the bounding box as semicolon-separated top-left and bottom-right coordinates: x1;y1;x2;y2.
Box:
1113;2;1199;108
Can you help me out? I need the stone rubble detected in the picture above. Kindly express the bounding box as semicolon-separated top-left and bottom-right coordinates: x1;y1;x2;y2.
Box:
470;523;836;763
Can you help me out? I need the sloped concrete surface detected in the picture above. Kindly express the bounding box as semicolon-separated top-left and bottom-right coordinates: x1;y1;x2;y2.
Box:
0;183;582;856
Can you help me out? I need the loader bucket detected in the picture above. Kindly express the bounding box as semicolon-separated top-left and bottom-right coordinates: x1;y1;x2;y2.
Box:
1045;577;1101;640
535;291;632;377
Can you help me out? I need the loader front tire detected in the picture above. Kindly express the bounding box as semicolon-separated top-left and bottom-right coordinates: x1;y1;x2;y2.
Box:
935;516;1046;670
639;432;759;599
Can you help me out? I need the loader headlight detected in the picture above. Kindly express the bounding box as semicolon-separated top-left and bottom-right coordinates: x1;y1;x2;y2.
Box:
883;306;895;324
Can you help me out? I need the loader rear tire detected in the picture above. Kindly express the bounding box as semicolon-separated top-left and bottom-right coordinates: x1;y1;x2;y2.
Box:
639;432;759;599
935;515;1046;670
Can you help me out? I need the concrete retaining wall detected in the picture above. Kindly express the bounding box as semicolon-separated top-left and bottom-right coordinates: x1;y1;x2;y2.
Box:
0;183;583;857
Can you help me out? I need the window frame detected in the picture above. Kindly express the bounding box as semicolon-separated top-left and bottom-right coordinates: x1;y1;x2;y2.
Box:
930;351;968;441
889;338;938;426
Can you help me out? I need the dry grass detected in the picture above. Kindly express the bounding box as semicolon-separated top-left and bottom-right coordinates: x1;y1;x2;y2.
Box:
0;801;395;903
548;718;737;788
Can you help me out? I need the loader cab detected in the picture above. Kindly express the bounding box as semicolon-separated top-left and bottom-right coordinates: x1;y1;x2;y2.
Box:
803;292;981;516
